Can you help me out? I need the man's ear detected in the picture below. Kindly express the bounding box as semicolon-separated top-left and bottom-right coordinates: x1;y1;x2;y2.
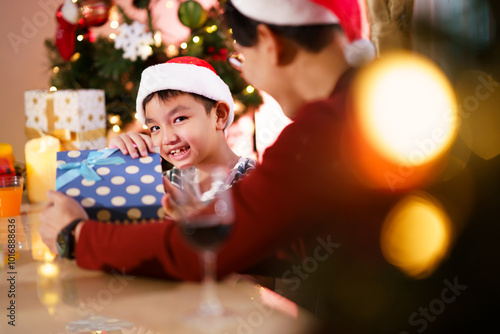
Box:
214;101;231;130
256;24;280;66
256;24;297;66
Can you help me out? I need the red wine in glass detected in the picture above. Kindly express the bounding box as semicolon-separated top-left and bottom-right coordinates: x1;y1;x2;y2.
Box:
182;218;233;251
177;167;236;321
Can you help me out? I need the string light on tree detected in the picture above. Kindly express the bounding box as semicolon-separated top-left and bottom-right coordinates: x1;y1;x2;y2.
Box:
205;25;217;33
109;115;120;124
154;32;162;47
166;44;179;58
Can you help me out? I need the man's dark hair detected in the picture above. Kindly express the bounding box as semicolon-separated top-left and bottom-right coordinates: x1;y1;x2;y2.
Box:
223;0;342;52
142;90;217;115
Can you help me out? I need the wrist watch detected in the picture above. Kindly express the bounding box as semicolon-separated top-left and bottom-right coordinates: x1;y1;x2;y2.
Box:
57;218;84;259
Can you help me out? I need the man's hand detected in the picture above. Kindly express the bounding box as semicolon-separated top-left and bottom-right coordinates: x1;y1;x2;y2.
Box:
39;190;89;254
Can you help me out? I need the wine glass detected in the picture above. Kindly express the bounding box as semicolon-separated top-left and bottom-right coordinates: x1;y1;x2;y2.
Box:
177;166;235;321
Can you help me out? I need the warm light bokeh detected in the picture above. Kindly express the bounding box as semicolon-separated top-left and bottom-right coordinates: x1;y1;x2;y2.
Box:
350;52;460;190
357;52;458;165
380;193;453;279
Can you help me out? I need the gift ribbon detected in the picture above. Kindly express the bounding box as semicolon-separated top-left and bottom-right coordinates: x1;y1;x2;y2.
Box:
47;93;55;133
25;127;106;150
55;148;125;190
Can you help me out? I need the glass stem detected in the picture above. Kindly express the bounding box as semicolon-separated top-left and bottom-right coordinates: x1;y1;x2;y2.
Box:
199;250;224;316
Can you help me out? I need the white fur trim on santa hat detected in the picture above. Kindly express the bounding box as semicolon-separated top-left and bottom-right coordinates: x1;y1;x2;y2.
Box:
61;0;80;25
231;0;376;67
136;62;234;129
344;39;376;67
231;0;339;26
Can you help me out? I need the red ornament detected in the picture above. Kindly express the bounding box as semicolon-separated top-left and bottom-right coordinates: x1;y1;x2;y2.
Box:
219;48;228;56
78;0;112;27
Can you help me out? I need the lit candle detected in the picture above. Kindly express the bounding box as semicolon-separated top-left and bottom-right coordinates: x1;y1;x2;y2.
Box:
25;136;60;203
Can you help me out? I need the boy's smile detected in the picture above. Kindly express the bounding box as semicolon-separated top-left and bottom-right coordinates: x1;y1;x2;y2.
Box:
169;146;190;159
144;94;219;170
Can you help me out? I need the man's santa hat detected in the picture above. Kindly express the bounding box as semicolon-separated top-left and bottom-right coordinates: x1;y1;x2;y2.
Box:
136;57;234;129
230;0;375;66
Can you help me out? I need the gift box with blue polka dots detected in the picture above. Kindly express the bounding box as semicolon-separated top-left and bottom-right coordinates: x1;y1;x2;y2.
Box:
55;148;165;222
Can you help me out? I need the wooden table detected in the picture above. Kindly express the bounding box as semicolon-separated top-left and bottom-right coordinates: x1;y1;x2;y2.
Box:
0;203;317;334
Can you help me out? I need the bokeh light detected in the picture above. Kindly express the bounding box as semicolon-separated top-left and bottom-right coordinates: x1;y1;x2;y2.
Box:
356;52;458;166
380;192;453;279
166;44;179;58
154;32;162;47
109;115;120;124
349;52;460;190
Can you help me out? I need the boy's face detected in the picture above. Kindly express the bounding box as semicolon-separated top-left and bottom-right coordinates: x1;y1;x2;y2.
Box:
144;94;219;169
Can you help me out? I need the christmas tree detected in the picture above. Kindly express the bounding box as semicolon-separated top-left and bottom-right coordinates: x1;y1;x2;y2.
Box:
45;0;262;133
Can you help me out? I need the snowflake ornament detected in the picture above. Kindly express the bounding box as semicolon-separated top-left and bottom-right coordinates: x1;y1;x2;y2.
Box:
114;21;154;61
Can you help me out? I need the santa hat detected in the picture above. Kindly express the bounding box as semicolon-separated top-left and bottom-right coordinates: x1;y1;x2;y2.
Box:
230;0;375;66
136;57;234;129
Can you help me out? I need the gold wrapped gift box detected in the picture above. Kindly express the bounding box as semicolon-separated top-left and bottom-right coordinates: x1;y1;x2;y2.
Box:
24;89;107;150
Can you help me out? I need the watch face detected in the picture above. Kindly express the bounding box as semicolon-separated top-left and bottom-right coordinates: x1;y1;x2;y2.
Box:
57;231;67;256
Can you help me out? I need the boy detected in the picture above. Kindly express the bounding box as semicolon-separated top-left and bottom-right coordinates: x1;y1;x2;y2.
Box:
109;56;256;190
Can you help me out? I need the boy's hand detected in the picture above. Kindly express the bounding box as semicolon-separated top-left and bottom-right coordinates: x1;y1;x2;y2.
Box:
161;176;213;222
161;176;184;221
39;190;89;254
108;131;155;159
